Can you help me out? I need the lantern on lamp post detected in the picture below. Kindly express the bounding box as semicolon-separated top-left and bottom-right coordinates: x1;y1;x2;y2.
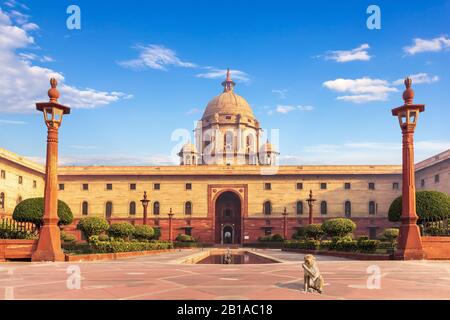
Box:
391;77;425;260
32;78;70;262
141;191;149;225
306;190;316;225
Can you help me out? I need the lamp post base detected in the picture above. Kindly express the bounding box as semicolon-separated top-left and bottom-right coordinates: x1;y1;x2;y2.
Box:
394;224;424;260
394;249;425;260
31;224;65;262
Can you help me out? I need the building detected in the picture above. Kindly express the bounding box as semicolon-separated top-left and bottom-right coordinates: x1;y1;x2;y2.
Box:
1;71;449;244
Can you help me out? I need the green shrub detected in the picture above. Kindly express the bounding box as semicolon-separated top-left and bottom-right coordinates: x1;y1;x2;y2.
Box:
388;191;450;222
357;236;369;244
383;228;399;243
77;217;109;238
305;224;324;240
153;227;161;240
12;197;73;227
292;227;306;240
133;225;155;240
358;240;380;253
322;218;356;238
108;222;135;240
283;240;320;250
175;234;196;242
88;237;173;253
0;220;37;240
98;234;110;242
320;240;332;250
60;231;77;244
259;234;284;242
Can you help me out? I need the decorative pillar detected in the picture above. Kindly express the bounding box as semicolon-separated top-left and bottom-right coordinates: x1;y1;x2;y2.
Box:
141;191;149;225
32;78;70;262
282;207;288;240
168;208;174;242
306;190;316;225
392;77;425;260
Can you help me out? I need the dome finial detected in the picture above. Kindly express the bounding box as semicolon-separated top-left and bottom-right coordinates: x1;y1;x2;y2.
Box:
221;68;235;92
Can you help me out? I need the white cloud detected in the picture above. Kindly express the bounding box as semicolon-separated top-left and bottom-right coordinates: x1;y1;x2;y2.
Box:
186;108;201;115
22;22;38;31
4;0;29;10
323;77;398;103
0;119;27;125
270;105;314;115
196;67;250;83
0;8;131;113
323;44;372;63
272;89;288;99
393;73;439;86
281;140;450;165
404;36;450;55
118;44;196;70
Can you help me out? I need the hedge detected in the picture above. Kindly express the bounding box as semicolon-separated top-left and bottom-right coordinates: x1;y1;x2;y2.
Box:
383;228;399;243
292;227;306;240
305;224;324;240
108;222;135;240
60;231;77;244
388;191;450;222
77;217;109;238
13;197;73;227
133;225;155;241
321;218;356;238
283;240;320;250
175;234;196;242
258;234;284;242
88;237;173;253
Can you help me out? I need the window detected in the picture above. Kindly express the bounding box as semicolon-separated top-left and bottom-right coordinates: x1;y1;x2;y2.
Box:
263;201;272;215
33;180;37;188
344;182;351;190
130;183;136;190
105;201;113;218
185;228;192;236
264;183;272;190
185;183;192;190
368;182;375;190
0;170;5;179
106;183;113;190
296;183;303;190
368;227;377;240
18;176;23;184
82;201;89;215
369;201;376;215
320;183;327;190
393;182;399;190
224;131;233;151
82;184;89;191
435;175;440;183
153;201;160;215
154;183;160;190
421;179;425;188
185;201;192;215
59;184;65;191
320;201;327;215
296;201;303;215
129;201;136;215
344;201;351;217
264;228;272;236
0;192;4;209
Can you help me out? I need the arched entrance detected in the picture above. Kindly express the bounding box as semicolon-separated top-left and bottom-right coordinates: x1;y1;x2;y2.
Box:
215;191;241;244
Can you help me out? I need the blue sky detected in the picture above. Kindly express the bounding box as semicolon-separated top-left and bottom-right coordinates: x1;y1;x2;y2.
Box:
0;0;449;165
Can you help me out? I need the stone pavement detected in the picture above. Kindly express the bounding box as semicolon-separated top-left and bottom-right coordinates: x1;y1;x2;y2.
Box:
0;249;449;300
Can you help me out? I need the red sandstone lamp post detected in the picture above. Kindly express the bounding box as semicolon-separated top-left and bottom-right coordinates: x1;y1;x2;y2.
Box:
141;191;149;225
306;190;316;225
32;78;70;262
168;208;174;242
282;207;288;240
392;77;425;260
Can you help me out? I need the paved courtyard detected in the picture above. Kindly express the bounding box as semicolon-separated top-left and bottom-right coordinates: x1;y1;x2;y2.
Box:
0;249;449;300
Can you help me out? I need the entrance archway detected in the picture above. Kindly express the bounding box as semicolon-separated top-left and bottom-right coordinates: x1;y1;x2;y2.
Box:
215;191;241;244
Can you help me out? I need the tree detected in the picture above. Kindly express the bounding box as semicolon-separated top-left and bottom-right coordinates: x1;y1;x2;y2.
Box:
13;197;73;228
77;217;109;239
388;191;450;222
133;225;155;241
108;222;135;240
321;218;356;238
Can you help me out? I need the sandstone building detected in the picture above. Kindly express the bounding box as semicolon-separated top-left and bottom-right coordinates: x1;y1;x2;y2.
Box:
1;72;449;244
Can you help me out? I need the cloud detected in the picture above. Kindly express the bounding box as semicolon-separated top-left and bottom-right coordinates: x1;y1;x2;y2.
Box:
0;119;27;125
186;108;201;115
393;73;439;86
272;89;288;99
323;77;398;103
281;140;450;165
322;44;372;63
268;105;314;115
0;8;131;113
196;67;250;83
404;36;450;55
4;0;29;10
118;44;196;70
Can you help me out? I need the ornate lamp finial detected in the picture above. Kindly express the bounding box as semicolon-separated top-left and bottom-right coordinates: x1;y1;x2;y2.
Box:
221;68;235;92
143;191;147;200
402;76;414;105
48;78;60;103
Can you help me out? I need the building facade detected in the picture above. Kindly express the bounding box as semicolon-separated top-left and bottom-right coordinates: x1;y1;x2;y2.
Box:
1;72;449;244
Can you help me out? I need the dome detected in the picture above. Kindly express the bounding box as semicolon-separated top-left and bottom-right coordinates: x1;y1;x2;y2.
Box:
179;142;197;155
201;69;255;120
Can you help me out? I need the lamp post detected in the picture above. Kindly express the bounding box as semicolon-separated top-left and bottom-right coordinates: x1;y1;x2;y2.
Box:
282;207;288;240
141;191;149;225
32;78;70;262
306;190;316;225
168;208;174;242
391;77;425;260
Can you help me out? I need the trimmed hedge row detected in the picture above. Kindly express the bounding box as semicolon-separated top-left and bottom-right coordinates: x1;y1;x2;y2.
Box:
283;238;381;253
88;236;173;253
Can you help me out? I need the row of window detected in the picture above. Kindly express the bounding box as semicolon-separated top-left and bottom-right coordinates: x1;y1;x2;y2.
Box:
263;200;377;216
420;175;440;187
0;170;37;188
266;182;399;191
59;183;193;191
78;200;377;217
